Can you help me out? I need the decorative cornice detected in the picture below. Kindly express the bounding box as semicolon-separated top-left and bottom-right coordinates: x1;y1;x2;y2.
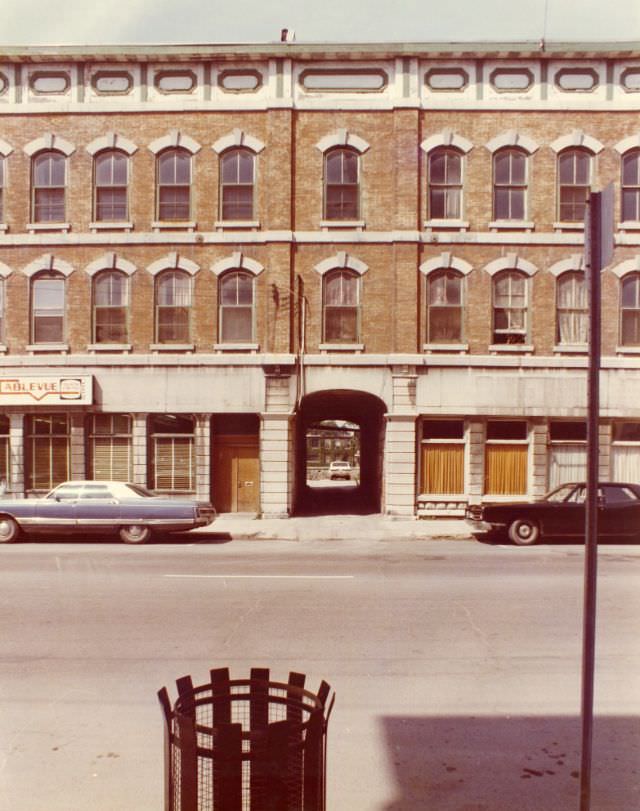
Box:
22;254;74;277
86;133;138;156
212;129;265;154
483;254;538;276
147;252;200;276
85;253;137;277
315;129;370;154
313;252;369;275
420;253;473;276
211;252;264;276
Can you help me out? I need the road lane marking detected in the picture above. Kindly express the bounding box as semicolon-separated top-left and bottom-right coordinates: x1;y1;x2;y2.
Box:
163;574;355;579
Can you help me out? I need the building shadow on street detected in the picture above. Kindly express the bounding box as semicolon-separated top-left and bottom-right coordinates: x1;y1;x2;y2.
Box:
295;483;379;516
380;714;640;810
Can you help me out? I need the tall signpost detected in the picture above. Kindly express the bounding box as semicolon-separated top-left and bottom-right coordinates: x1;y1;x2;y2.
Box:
580;184;614;811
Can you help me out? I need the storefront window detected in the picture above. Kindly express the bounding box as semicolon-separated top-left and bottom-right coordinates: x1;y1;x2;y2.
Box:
89;414;132;481
0;415;9;489
484;420;528;495
420;420;465;494
149;414;195;492
26;414;69;491
611;422;640;482
548;421;587;490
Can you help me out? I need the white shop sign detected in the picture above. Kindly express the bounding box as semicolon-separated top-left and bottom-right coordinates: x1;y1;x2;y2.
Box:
0;376;92;406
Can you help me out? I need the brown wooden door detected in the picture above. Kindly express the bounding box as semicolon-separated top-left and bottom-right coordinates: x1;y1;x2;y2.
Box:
214;440;260;512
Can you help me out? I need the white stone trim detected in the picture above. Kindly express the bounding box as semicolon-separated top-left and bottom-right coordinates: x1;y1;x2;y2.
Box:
611;256;640;278
315;129;370;154
550;130;604;154
148;130;201;155
313;252;369;276
419;253;473;276
147;253;200;276
84;253;137;277
210;252;264;276
23;133;75;157
420;130;473;154
22;254;74;277
0;261;13;278
614;135;640;155
483;254;538;276
548;255;586;276
86;133;138;156
212;129;265;154
485;131;539;154
0;138;13;157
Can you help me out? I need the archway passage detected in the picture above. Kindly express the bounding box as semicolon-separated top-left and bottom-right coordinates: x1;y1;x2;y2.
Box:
294;390;386;515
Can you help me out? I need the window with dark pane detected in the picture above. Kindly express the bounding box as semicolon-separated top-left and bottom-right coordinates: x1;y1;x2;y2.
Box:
157;148;191;220
427;270;463;343
220;149;254;220
558;149;590;222
622;150;640;222
32;151;66;222
155;270;191;343
93;271;128;343
493;148;526;220
219;271;254;342
492;270;527;344
428;148;462;219
94;149;128;221
324;148;359;220
323;269;360;343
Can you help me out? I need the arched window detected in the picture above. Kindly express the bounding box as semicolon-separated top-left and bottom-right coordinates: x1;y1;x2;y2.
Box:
556;271;587;345
220;149;255;220
493;148;527;220
323;269;360;343
155;270;191;343
427;270;463;344
94;149;129;222
93;271;129;344
428;148;462;219
622;149;640;223
31;271;65;343
0;277;4;344
621;273;640;346
558;148;591;222
324;147;359;220
0;156;4;222
492;270;528;344
156;147;191;221
219;271;255;343
32;150;66;222
149;414;195;492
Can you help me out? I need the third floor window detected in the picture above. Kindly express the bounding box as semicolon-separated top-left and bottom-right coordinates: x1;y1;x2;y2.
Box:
622;149;640;223
323;269;360;343
324;147;359;220
31;272;65;343
558;148;591;222
94;150;129;222
428;148;462;220
156;148;191;221
492;270;528;345
0;157;4;222
32;150;66;223
621;273;640;347
493;148;527;220
220;149;255;220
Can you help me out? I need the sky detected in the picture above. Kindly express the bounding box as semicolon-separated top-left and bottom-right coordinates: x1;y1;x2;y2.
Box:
1;0;639;46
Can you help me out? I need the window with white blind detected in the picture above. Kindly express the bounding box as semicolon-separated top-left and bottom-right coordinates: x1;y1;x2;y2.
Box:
611;422;640;483
26;414;69;491
0;415;9;487
548;421;587;490
149;414;195;492
89;414;132;481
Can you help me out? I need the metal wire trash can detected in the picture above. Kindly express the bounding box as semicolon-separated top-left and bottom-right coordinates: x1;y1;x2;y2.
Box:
158;667;335;811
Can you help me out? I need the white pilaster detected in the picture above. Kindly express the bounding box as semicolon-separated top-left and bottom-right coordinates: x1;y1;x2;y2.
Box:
383;414;417;516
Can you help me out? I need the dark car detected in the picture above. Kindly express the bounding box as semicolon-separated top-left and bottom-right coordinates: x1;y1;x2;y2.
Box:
465;482;640;545
0;480;216;544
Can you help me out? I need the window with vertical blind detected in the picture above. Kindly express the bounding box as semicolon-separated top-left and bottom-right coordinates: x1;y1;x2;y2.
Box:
89;414;132;481
26;414;69;491
484;420;528;495
0;415;9;486
420;420;465;494
611;422;640;482
548;421;587;490
149;414;195;492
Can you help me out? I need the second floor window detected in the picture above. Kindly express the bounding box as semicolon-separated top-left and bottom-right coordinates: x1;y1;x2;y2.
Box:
220;149;255;220
157;148;191;221
557;272;587;345
93;271;129;344
94;150;128;221
428;148;462;219
622;149;640;222
493;148;527;220
621;273;640;346
558;148;590;222
324;148;359;220
32;150;66;223
0;156;4;221
219;271;254;343
32;272;65;343
0;278;4;343
323;270;360;343
492;270;528;345
155;270;191;343
427;270;463;343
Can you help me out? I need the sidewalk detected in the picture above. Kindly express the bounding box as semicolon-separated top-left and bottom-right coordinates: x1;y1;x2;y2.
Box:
196;513;471;542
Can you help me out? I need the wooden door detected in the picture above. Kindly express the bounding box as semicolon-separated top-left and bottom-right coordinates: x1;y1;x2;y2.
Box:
214;439;260;512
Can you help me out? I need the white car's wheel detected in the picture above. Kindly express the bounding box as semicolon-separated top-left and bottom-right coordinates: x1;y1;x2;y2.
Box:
0;516;20;543
508;518;540;546
119;525;151;544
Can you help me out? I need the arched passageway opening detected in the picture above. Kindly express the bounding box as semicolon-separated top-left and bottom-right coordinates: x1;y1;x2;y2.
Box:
294;390;386;515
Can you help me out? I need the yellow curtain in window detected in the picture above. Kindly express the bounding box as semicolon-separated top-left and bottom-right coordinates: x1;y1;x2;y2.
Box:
485;444;527;495
421;444;464;494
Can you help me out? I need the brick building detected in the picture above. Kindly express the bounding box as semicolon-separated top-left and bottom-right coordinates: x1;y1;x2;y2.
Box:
0;40;639;516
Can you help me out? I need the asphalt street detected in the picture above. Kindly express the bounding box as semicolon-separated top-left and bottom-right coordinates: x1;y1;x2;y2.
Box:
0;535;638;810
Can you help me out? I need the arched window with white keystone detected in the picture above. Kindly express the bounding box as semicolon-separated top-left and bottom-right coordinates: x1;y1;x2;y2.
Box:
420;255;472;347
550;258;588;347
622;149;640;223
220;149;255;221
31;270;67;343
315;253;368;346
155;269;192;344
32;151;67;223
485;256;537;348
218;270;255;342
316;132;369;223
93;271;130;344
94;150;130;222
0;138;12;224
551;133;602;225
422;132;472;224
156;148;192;221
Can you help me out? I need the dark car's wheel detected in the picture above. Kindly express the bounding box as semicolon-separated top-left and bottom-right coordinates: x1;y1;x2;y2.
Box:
0;516;20;543
119;525;151;544
508;518;540;546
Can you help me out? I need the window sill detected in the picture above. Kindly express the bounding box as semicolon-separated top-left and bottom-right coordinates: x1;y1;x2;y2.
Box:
319;343;365;352
87;343;132;353
89;221;134;232
489;344;534;354
616;345;640;354
26;343;69;353
423;343;469;353
553;221;584;232
618;221;640;232
214;220;260;230
151;221;196;232
320;220;365;231
553;344;588;354
149;343;195;352
213;343;259;352
489;220;535;232
27;222;71;233
423;219;470;231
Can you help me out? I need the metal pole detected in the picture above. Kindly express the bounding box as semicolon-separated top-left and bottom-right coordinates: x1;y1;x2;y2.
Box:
579;191;601;811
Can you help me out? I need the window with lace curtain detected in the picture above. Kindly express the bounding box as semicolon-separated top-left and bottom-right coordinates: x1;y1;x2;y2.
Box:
484;421;528;495
492;270;528;344
621;273;640;346
88;414;132;481
556;271;588;345
548;421;586;490
420;420;465;495
428;148;462;219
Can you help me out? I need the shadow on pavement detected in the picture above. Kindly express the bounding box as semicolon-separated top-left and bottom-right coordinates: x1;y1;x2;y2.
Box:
295;483;379;516
380;715;640;810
